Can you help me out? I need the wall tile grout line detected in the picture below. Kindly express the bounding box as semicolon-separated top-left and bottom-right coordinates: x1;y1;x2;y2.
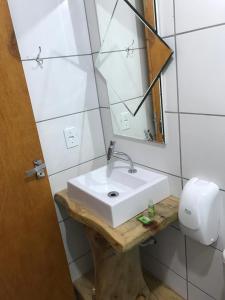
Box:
21;47;146;63
19;21;225;65
83;0;107;155
68;250;92;266
113;154;182;179
187;281;217;300
165;111;178;114
48;154;106;177
35;107;100;124
95;47;146;55
162;34;176;39
110;95;145;106
184;235;189;299
179;111;225;118
175;21;225;37
170;224;181;232
58;216;70;224
21;52;93;62
143;253;187;281
91;53;107;153
154;21;225;40
172;1;189;299
172;0;183;184
166;110;225;118
100;107;225;117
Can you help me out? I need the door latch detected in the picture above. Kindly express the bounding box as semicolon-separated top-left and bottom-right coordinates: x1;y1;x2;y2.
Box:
25;160;46;179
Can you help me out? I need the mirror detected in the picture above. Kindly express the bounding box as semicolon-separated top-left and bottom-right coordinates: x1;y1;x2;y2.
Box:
95;0;173;143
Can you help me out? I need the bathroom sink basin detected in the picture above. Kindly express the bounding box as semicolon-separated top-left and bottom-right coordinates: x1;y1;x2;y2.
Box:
67;162;170;228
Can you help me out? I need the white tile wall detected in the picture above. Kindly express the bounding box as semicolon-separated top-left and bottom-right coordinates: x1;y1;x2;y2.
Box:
110;98;154;141
96;49;148;102
96;0;146;51
69;252;93;282
141;227;186;278
94;0;173;43
187;238;225;299
188;283;214;300
59;218;90;264
174;0;225;33
94;0;124;44
8;0;91;59
23;56;99;121
37;109;105;175
213;191;225;252
83;0;101;52
162;37;178;112
156;0;174;37
180;114;225;190
142;254;187;299
177;25;225;115
93;56;110;108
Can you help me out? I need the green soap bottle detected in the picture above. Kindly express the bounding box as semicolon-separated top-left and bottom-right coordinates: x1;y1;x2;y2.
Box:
148;199;155;218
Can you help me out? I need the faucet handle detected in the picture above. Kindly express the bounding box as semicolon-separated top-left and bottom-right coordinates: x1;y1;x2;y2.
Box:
107;141;116;161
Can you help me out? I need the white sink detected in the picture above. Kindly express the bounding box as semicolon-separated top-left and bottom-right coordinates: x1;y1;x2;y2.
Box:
67;162;170;228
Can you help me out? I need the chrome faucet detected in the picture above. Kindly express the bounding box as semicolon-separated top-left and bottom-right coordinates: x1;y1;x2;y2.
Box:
107;141;137;173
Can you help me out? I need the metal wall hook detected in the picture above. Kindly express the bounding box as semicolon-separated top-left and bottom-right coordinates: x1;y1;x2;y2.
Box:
125;39;134;58
140;237;157;247
35;46;44;68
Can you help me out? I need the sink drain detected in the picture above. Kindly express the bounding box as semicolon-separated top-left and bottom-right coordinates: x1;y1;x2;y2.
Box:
108;191;119;198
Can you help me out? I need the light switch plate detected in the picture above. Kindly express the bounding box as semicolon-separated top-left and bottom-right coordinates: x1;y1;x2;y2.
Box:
120;112;130;130
63;127;79;149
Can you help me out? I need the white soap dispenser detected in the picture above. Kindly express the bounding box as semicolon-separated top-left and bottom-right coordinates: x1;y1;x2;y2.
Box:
179;178;220;246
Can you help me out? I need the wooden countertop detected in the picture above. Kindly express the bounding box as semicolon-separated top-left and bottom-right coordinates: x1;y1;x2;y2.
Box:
55;190;179;253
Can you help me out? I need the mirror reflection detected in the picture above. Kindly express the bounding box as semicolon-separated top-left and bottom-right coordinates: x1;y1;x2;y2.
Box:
95;0;173;143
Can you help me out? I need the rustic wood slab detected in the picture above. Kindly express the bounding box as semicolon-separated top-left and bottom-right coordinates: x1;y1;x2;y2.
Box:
86;229;151;299
74;271;184;300
55;190;179;253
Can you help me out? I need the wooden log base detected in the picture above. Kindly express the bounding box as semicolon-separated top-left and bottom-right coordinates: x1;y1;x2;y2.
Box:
74;270;184;300
86;228;151;300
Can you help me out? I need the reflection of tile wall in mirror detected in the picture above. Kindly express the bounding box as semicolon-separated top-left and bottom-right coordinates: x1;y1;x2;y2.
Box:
107;95;156;143
94;0;173;143
96;49;149;105
109;90;155;141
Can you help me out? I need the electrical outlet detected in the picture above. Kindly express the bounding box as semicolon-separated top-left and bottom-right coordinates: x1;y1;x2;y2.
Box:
63;127;79;149
120;112;130;130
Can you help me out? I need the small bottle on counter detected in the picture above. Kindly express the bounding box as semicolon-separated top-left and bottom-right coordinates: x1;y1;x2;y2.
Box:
148;199;155;218
92;287;96;300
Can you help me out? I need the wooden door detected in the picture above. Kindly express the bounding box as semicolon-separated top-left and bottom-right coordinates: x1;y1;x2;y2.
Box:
0;2;76;299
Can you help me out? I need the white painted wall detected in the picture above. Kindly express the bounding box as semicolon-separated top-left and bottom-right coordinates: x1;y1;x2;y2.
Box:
7;0;106;282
